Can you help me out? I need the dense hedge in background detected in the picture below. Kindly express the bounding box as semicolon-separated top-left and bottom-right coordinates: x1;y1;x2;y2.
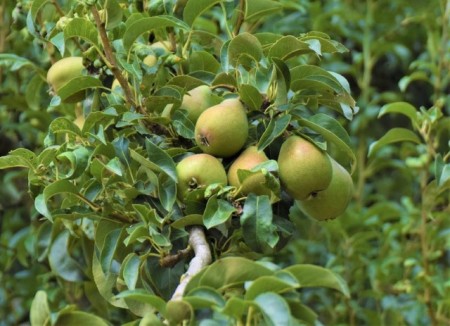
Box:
0;0;449;325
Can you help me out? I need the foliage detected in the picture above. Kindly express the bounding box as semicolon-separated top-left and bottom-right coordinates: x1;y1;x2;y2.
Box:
0;0;449;325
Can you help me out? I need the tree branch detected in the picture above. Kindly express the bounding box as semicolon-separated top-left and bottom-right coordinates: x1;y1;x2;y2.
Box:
170;226;212;300
90;6;139;111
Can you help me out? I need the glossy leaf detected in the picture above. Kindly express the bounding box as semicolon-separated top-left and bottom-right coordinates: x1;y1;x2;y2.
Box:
49;231;84;282
57;76;102;101
145;139;177;182
257;114;291;151
241;194;279;252
203;195;236;229
254;292;293;326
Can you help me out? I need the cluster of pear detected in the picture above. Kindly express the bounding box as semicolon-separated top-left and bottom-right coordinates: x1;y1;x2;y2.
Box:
176;86;354;221
46;56;353;221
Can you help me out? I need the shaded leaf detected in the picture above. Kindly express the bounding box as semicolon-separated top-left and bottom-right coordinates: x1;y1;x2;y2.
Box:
284;264;350;297
241;194;279;252
254;292;292;326
183;0;221;26
368;128;421;157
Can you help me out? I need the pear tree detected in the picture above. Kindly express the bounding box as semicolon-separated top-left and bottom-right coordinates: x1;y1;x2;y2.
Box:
0;0;359;324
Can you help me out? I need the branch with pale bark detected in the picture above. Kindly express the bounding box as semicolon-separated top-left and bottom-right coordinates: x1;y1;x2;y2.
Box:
170;226;212;301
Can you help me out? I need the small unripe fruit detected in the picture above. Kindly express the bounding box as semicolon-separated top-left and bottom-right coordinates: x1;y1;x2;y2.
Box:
143;54;158;67
47;57;85;103
150;41;173;55
278;135;332;200
195;99;248;158
179;85;213;123
227;146;271;196
176;154;227;199
297;158;353;221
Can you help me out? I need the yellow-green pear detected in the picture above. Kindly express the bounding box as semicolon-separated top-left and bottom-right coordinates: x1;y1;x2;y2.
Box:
176;153;227;199
179;85;213;123
278;135;332;200
47;57;85;103
297;158;353;221
227;146;271;196
195;98;248;158
143;54;158;67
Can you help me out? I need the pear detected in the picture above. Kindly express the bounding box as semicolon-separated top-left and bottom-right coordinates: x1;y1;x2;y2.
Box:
298;158;353;221
227;146;271;196
195;98;248;158
176;153;227;199
47;57;85;103
179;85;213;123
143;54;158;67
278;135;332;200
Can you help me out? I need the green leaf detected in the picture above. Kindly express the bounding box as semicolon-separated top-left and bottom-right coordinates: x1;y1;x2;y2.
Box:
0;153;35;170
145;139;177;182
115;289;167;314
0;53;37;71
368;128;421;157
378;102;419;126
100;228;123;274
203;195;236;229
268;36;312;60
183;0;222;26
31;0;51;22
183;287;226;309
49;117;82;136
57;76;102;101
254;292;293;326
188;51;221;73
56;146;91;179
245;275;298;300
35;180;81;220
158;173;177;212
30;290;50;326
54;311;108;326
122;253;142;290
284;264;350;298
228;33;263;70
49;231;84;282
185;257;273;292
241;194;279;252
257;114;291;151
64;18;100;49
105;0;123;29
172;110;195;139
245;0;283;21
239;84;263;111
123;16;189;51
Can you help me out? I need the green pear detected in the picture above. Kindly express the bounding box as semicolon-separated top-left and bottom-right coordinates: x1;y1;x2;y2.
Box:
179;85;213;123
227;146;271;196
195;98;248;158
176;153;227;199
298;158;353;221
47;57;85;103
278;135;332;200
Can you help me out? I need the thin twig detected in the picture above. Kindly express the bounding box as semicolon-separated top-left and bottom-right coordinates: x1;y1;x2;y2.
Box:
170;226;212;300
90;6;139;110
160;247;192;268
